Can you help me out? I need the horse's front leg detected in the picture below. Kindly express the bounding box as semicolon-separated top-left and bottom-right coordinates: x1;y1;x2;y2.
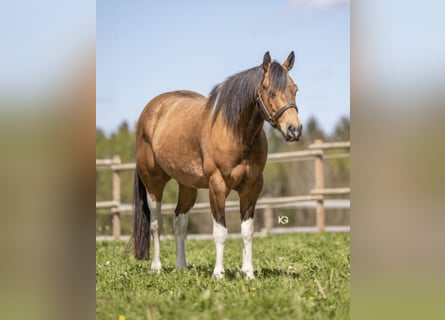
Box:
209;173;229;279
238;174;263;280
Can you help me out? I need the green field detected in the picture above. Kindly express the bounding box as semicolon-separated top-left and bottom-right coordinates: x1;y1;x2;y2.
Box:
96;233;350;320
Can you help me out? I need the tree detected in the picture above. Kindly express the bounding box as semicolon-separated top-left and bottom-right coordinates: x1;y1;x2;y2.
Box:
305;116;326;141
333;116;350;141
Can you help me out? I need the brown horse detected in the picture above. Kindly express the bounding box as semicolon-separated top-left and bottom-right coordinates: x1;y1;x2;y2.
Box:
133;51;302;279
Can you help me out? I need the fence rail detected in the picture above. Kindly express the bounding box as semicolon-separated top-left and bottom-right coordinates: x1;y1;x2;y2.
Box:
96;140;350;239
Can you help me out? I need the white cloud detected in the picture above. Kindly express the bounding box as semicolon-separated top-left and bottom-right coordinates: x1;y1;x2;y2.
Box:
290;0;349;11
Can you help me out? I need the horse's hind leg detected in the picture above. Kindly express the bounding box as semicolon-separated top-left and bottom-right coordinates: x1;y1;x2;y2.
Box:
148;198;163;272
174;184;197;269
138;158;170;272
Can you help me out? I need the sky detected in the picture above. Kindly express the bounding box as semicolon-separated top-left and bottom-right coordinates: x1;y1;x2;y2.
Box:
96;0;349;135
0;0;95;99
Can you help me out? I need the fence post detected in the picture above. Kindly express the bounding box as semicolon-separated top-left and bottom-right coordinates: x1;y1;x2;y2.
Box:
112;155;121;240
314;140;325;232
263;207;274;235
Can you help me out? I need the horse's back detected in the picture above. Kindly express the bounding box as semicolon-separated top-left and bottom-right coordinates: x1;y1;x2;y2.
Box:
136;90;211;188
137;90;206;134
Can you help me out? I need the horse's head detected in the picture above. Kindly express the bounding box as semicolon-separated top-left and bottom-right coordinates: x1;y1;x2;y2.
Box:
257;51;302;142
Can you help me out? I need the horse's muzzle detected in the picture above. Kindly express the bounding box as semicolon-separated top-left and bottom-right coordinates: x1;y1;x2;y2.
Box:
285;124;302;142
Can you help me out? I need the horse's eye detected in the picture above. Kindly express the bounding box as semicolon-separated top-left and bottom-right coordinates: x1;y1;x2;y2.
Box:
269;92;276;99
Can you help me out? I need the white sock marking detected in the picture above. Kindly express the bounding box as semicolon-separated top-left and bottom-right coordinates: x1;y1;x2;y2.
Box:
241;218;255;279
212;218;227;279
174;212;189;269
149;200;162;271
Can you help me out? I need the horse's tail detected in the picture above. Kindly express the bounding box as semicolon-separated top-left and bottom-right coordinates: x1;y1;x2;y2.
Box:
133;167;151;260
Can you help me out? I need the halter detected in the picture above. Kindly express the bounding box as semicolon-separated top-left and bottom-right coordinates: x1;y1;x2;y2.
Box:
256;94;298;128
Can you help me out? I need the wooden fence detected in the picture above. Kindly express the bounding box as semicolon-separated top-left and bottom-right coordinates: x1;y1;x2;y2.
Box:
96;140;350;239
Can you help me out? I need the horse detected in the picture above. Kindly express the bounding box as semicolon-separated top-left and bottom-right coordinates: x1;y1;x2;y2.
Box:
132;51;302;279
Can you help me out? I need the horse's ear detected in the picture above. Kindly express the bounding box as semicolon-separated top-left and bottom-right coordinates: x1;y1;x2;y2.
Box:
263;51;271;72
283;51;295;71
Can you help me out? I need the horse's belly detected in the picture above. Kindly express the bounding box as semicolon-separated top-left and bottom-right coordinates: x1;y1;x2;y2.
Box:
155;151;208;188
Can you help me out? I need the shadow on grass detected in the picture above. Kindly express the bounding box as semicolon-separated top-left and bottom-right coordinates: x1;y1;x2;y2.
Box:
190;265;300;280
129;263;299;280
257;268;300;279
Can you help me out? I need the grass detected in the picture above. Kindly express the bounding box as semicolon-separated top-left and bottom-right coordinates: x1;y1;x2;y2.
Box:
96;232;350;320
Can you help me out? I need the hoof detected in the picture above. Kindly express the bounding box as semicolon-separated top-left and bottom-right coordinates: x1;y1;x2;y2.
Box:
241;269;255;280
212;270;225;279
150;262;162;273
176;263;188;270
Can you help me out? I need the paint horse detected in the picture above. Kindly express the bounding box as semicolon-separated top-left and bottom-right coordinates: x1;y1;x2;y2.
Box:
133;52;302;279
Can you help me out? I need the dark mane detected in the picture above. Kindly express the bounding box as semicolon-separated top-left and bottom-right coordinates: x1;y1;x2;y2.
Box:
207;61;288;128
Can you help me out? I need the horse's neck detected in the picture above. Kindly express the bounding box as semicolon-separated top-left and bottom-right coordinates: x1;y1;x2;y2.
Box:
237;104;264;147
